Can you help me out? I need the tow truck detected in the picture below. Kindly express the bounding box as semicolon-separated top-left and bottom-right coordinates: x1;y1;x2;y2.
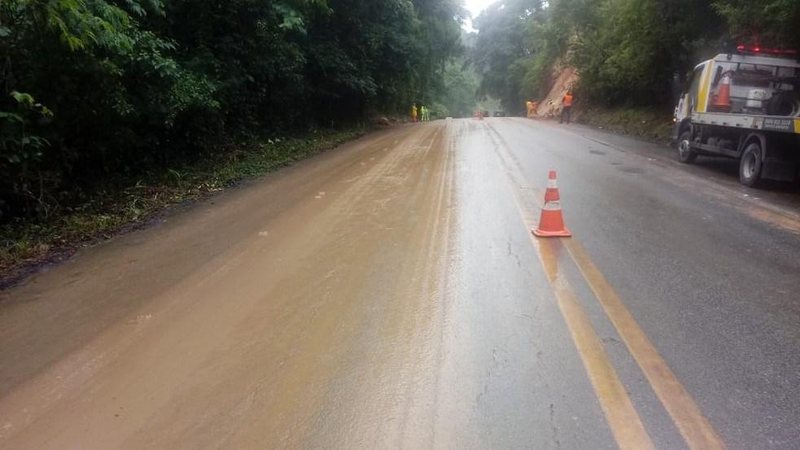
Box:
673;45;800;186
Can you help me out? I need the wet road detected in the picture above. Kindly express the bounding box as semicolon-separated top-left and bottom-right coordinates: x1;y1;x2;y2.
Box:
1;118;800;449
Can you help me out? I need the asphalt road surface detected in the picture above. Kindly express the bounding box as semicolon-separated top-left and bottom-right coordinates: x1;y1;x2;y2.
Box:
1;118;799;449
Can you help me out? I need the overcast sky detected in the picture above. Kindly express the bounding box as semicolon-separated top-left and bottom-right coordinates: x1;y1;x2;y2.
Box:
463;0;496;32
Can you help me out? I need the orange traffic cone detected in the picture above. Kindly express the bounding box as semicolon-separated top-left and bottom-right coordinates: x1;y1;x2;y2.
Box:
532;170;572;237
711;73;731;111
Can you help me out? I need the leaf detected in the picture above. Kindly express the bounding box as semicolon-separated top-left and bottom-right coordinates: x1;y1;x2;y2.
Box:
10;91;35;106
0;112;24;123
0;26;10;37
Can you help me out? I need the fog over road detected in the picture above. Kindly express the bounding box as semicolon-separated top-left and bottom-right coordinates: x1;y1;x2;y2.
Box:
1;118;799;449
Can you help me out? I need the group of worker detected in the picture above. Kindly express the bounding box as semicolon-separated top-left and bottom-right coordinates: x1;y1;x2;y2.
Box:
409;91;573;123
525;90;574;124
410;104;430;123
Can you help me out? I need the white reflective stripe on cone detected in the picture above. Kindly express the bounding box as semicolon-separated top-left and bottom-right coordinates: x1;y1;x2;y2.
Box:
547;179;558;189
543;201;562;211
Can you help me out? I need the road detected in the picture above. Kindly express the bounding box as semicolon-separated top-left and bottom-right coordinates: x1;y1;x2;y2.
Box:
1;118;799;449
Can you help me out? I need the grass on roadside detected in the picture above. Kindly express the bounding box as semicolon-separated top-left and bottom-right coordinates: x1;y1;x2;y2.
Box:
574;106;674;142
0;127;366;282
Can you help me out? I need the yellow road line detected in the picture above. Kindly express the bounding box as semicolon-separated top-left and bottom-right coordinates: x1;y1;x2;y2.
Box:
534;238;655;450
563;239;726;450
494;141;653;449
487;122;723;448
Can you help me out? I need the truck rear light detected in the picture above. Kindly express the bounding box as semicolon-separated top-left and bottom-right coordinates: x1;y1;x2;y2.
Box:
736;44;798;57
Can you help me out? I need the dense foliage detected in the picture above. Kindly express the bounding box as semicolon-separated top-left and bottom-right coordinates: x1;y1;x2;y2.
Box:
0;0;469;221
472;0;800;111
4;0;791;227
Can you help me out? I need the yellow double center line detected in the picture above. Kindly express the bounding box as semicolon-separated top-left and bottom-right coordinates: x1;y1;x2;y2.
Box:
563;239;725;449
486;122;725;449
519;199;725;450
535;238;655;449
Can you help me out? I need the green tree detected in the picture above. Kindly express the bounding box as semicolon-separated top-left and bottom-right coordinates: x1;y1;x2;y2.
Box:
471;0;725;109
1;0;467;221
714;0;800;49
471;0;543;111
440;60;479;117
572;0;722;105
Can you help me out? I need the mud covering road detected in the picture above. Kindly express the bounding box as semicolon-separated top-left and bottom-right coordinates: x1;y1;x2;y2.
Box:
2;118;800;449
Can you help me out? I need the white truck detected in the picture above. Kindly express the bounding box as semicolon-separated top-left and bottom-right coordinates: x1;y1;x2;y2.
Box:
673;46;800;186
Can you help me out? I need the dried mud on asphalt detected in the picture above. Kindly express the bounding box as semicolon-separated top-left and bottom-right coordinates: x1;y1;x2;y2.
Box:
0;122;456;448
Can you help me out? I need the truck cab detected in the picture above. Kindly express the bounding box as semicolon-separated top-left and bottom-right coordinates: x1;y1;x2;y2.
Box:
673;47;800;186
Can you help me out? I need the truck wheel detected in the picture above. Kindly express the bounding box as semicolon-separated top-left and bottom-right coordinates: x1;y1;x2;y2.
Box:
739;142;763;187
677;130;697;164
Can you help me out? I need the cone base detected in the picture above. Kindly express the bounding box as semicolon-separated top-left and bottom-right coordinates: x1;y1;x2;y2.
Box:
532;227;572;238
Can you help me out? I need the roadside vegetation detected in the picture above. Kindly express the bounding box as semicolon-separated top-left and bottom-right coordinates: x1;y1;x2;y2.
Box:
3;0;798;279
0;128;363;282
574;107;673;142
470;0;800;124
0;0;477;278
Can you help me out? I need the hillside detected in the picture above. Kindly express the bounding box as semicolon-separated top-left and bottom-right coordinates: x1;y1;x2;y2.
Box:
471;0;800;117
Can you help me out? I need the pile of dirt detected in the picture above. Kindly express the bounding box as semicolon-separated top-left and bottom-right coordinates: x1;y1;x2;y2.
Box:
534;63;578;118
372;116;391;127
528;63;673;142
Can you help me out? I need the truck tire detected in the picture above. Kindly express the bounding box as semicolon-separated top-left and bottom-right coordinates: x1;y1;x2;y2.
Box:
739;141;763;187
677;130;697;164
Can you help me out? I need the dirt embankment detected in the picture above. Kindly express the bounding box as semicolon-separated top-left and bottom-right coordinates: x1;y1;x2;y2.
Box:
534;64;578;118
532;63;672;142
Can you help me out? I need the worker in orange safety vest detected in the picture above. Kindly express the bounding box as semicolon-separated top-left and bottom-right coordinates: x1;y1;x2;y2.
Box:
560;91;573;124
